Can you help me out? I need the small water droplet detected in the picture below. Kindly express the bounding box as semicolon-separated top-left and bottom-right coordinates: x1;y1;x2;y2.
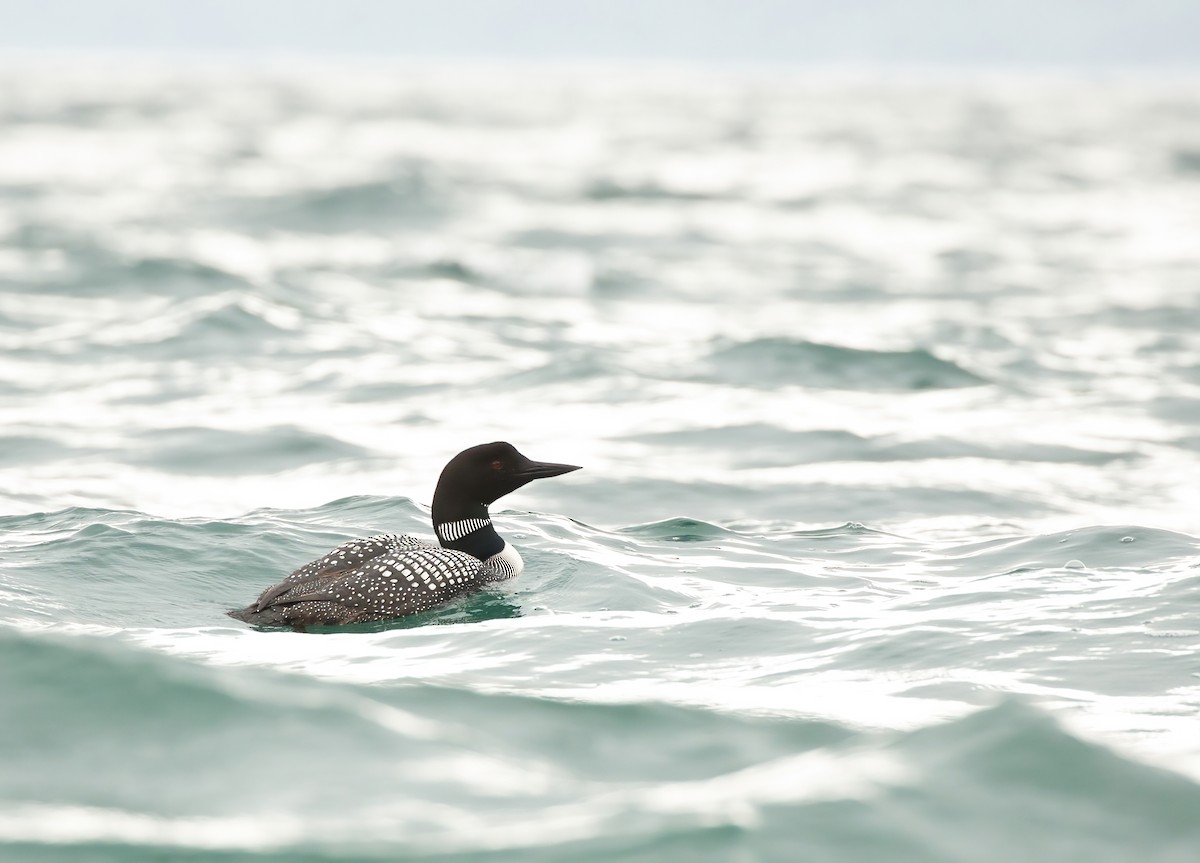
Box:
1120;536;1135;543
1065;559;1086;569
609;635;626;642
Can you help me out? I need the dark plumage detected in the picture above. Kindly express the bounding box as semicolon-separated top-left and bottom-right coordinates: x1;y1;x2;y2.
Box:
226;442;580;629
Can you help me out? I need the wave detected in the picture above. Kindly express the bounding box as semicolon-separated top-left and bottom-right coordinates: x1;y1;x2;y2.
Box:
0;434;78;466
619;516;738;541
940;524;1200;574
84;256;259;299
232;169;449;232
1;626;1197;862
121;425;373;475
586;179;723;202
128;296;295;359
703;338;987;391
625;424;1131;468
1174;148;1200;175
0;232;259;299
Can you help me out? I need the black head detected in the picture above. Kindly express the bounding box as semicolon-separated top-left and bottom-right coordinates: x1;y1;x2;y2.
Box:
431;442;581;523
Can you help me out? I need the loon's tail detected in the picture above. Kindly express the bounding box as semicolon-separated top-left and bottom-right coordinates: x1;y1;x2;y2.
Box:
226;605;293;628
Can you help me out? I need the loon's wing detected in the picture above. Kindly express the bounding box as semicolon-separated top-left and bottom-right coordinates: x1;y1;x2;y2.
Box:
252;533;430;612
246;544;487;625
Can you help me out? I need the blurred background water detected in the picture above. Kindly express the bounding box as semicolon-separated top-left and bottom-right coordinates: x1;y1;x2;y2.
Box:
2;11;1200;861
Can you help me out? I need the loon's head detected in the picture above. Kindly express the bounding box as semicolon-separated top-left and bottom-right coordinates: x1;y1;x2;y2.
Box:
432;442;581;523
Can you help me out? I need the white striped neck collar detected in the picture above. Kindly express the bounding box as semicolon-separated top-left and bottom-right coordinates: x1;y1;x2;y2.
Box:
436;517;492;543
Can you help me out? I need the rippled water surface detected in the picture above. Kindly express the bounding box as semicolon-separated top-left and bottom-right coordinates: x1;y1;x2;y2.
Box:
2;61;1200;861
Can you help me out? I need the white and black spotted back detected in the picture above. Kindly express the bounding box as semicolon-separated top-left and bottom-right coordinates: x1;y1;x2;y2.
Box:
257;542;488;623
321;544;486;617
253;534;433;613
244;529;523;626
290;534;428;579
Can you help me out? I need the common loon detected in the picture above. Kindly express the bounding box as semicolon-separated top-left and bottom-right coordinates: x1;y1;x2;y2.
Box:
227;442;580;628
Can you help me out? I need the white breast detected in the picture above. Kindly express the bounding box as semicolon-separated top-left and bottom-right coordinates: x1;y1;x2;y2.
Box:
483;542;524;580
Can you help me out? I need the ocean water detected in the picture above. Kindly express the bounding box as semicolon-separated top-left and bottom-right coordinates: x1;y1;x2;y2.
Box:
2;60;1200;861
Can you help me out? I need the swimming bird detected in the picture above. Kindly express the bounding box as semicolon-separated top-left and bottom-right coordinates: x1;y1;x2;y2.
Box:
227;442;580;629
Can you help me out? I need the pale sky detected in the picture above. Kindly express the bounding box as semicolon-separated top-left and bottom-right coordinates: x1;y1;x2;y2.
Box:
1;0;1198;67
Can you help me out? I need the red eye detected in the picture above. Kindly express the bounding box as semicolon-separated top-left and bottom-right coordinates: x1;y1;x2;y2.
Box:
491;460;504;471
